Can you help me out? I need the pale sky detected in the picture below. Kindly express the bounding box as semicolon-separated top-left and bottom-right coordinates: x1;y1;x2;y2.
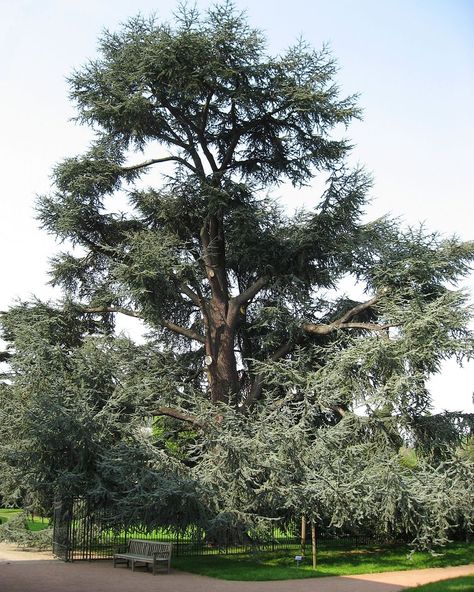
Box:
1;0;473;412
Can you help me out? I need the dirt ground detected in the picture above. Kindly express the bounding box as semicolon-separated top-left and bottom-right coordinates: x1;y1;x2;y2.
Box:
0;543;473;592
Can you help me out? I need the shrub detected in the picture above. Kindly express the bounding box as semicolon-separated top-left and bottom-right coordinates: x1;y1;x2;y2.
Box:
0;512;52;550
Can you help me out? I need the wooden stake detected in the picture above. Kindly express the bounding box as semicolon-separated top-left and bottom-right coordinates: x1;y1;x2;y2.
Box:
300;515;306;555
311;519;317;570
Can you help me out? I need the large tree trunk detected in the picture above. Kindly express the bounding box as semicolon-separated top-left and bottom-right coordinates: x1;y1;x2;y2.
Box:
206;300;240;404
201;213;240;405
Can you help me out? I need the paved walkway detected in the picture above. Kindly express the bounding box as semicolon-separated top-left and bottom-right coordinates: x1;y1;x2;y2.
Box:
0;543;473;592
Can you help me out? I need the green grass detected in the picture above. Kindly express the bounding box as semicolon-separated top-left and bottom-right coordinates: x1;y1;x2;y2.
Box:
0;508;21;524
404;575;474;591
0;508;50;531
172;541;474;581
26;516;50;531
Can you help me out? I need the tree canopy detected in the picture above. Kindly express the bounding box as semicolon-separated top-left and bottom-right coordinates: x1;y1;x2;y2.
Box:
1;2;473;548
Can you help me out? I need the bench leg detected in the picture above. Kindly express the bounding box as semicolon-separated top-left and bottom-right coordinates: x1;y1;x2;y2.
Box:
131;559;135;572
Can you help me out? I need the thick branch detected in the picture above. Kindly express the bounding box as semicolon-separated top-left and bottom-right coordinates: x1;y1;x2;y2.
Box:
302;321;394;335
243;293;390;409
302;292;393;336
233;276;268;307
338;294;380;324
84;306;142;318
160;320;206;344
151;406;205;428
220;103;290;172
121;156;198;175
227;276;268;327
178;283;202;308
220;126;241;171
200;89;214;134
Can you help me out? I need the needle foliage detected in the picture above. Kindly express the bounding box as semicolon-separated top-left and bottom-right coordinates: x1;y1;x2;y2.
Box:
1;2;473;549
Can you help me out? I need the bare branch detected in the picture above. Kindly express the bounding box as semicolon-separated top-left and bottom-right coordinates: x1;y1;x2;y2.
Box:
178;283;202;308
233;276;268;307
84;306;142;318
338;294;380;324
302;291;393;336
173;277;209;326
151;406;205;428
121;156;199;175
302;321;394;335
160;320;206;344
227;276;268;327
332;405;347;418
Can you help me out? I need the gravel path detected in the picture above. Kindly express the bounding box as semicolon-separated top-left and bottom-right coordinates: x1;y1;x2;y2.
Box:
1;543;473;592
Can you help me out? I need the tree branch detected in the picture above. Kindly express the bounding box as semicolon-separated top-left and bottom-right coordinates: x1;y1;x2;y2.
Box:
302;292;393;336
227;276;268;327
83;306;206;343
233;276;268;307
200;220;226;301
178;283;202;308
160;320;206;344
243;292;390;409
338;294;380;323
302;321;394;335
151;406;205;428
84;306;142;318
121;156;198;175
220;98;241;171
161;99;206;176
200;89;214;134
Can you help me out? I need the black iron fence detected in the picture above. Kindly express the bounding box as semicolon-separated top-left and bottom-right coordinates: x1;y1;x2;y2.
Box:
53;498;305;561
52;497;400;562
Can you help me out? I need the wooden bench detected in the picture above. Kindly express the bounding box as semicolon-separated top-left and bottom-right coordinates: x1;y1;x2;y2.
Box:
113;539;172;575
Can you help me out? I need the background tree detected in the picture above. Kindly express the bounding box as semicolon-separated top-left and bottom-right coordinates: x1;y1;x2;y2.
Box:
1;2;473;548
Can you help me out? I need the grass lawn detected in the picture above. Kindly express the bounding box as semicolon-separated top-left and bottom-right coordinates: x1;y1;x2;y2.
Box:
404;574;474;591
172;541;474;581
0;508;50;531
0;508;21;523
